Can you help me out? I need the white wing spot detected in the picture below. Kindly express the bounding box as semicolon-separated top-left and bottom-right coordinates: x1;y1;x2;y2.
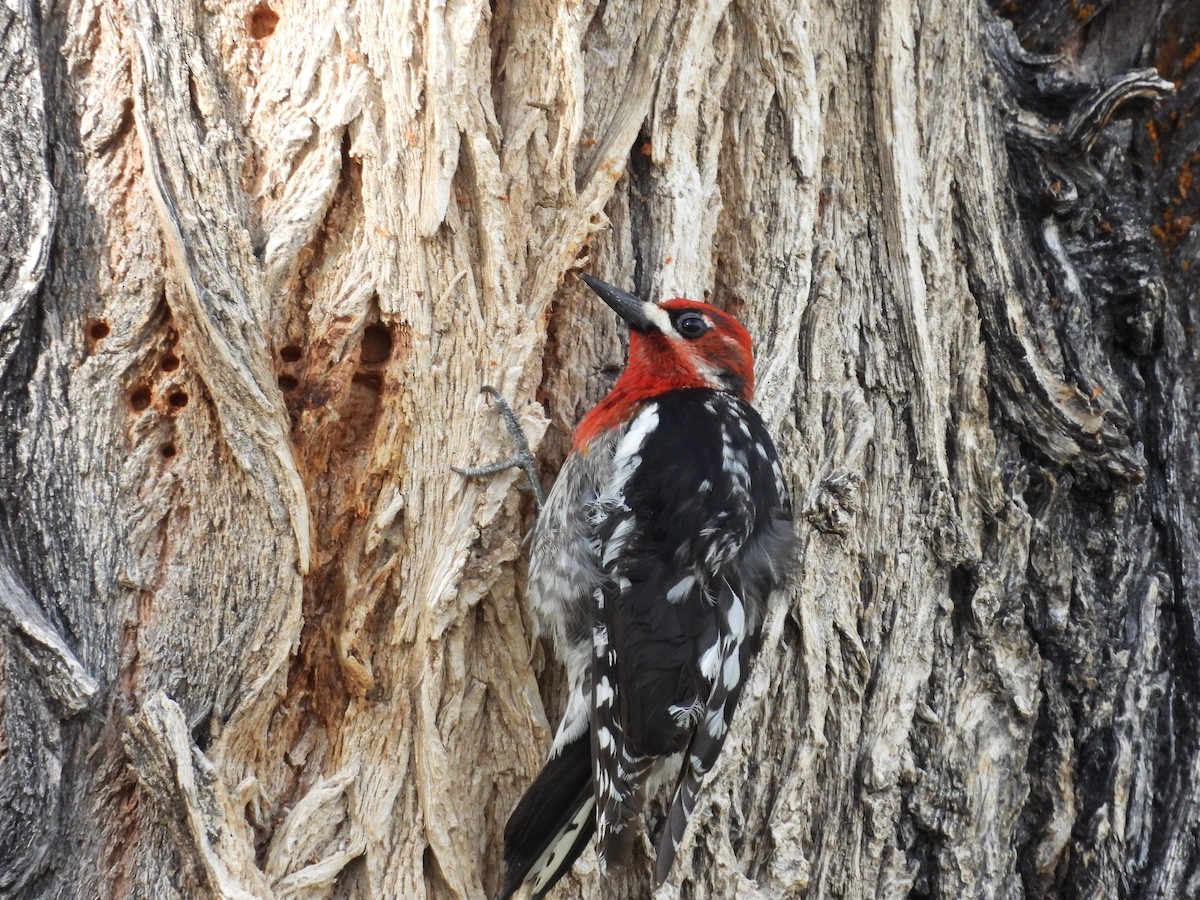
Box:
666;575;696;602
704;708;727;739
725;593;746;637
595;676;615;707
722;653;741;690
699;642;721;680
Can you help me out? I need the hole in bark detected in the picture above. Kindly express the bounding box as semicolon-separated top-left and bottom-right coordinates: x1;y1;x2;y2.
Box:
360;324;393;364
338;372;383;438
422;845;452;894
161;443;177;459
167;390;189;409
249;4;279;38
278;374;299;392
129;387;152;411
161;353;180;372
949;564;977;636
280;344;302;362
333;852;367;891
89;320;111;340
191;713;212;750
349;371;381;399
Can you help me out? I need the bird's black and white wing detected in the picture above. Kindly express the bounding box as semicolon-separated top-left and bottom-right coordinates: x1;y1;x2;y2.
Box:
588;389;793;881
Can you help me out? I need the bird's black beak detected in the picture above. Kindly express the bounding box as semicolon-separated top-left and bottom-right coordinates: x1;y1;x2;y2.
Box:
580;274;656;333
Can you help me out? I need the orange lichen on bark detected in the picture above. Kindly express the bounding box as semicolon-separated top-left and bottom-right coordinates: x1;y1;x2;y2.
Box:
1184;42;1200;71
1147;119;1164;168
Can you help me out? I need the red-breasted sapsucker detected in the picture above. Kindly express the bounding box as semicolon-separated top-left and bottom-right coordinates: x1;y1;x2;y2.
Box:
498;275;795;898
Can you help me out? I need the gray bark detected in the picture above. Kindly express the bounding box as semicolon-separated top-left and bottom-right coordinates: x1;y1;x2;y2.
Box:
1;0;1197;897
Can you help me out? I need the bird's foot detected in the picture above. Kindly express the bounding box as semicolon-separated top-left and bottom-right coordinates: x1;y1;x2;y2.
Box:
452;386;546;508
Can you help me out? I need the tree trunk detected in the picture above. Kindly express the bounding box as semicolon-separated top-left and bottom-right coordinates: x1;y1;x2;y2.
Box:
2;0;1197;897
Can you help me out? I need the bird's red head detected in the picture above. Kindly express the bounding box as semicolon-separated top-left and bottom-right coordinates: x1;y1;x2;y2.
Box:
573;276;756;450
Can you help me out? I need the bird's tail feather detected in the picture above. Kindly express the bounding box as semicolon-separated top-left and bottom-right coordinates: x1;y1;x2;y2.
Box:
654;587;754;886
498;736;595;900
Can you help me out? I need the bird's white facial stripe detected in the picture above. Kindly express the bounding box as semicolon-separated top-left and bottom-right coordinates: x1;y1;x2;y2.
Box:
691;356;723;389
643;301;674;334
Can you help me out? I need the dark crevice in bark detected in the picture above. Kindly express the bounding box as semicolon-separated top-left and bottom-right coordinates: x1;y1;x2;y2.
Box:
983;2;1200;895
627;123;657;299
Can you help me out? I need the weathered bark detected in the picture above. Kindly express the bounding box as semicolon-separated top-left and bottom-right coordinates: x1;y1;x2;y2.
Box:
1;0;1198;897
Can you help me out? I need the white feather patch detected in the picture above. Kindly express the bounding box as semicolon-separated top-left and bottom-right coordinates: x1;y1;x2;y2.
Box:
527;796;596;895
666;575;696;602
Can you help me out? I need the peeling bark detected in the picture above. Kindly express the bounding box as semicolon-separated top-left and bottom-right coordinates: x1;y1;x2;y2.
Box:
1;0;1199;898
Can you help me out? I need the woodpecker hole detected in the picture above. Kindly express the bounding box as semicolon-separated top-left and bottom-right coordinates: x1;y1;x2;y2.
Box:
249;4;279;38
129;387;152;411
280;344;302;362
167;390;189;409
88;320;111;341
360;324;393;365
278;374;299;392
161;353;180;372
161;443;177;459
350;370;381;391
340;371;382;435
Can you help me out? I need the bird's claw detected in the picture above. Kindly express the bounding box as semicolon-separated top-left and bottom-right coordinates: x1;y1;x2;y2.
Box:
452;385;546;508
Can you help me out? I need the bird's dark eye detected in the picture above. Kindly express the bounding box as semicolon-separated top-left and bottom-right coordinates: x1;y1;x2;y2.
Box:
676;313;708;338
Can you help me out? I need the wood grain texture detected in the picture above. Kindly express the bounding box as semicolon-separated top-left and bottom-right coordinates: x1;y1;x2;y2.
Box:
1;0;1198;897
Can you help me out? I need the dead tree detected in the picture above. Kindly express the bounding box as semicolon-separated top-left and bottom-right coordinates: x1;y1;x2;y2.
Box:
1;0;1198;896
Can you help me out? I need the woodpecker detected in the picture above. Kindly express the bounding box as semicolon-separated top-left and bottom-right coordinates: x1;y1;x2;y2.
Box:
495;275;794;899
